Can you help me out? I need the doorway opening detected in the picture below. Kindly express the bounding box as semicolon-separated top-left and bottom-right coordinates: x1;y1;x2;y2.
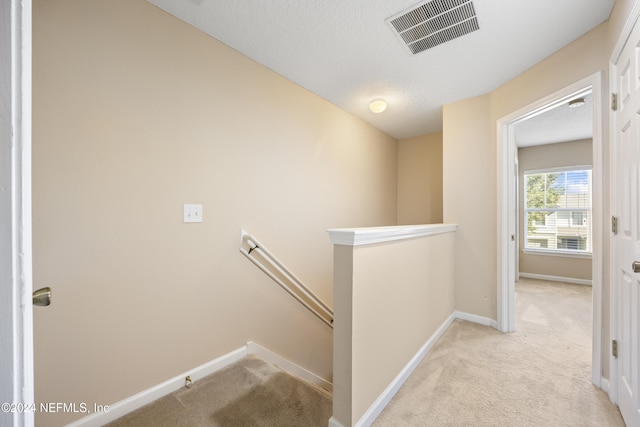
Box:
497;73;604;388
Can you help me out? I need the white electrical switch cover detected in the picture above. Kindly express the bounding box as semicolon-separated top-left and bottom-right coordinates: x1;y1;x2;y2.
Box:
183;204;203;223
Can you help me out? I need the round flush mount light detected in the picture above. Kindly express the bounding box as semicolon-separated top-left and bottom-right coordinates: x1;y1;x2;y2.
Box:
369;99;387;113
568;97;585;108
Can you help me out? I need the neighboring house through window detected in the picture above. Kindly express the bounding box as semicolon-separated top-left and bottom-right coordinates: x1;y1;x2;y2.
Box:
524;167;592;254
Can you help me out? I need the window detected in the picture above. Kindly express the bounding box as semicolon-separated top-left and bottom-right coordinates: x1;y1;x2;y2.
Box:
524;168;592;255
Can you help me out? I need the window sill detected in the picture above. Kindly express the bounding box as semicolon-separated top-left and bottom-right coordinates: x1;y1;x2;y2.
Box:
522;249;592;259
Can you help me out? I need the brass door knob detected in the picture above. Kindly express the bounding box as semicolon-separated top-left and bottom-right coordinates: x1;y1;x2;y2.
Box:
32;287;51;306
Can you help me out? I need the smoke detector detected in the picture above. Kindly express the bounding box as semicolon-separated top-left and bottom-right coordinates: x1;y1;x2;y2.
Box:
387;0;479;55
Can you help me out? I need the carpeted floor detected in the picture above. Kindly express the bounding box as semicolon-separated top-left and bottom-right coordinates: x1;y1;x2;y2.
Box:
106;355;332;426
374;278;625;426
108;278;624;426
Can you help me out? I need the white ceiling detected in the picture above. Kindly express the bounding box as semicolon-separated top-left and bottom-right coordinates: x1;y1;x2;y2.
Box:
148;0;614;140
515;92;593;147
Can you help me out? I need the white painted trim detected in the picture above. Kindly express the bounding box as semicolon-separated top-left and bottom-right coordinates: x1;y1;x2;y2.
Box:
497;73;603;390
247;341;333;393
83;311;500;427
66;346;249;427
610;0;640;65
589;74;605;392
353;312;456;427
608;1;640;407
327;224;456;246
1;1;34;427
601;377;610;394
496;118;517;333
348;312;498;427
455;311;498;329
518;272;592;286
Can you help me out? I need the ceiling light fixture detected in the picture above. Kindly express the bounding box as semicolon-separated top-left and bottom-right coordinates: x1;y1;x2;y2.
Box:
369;99;387;113
568;97;585;108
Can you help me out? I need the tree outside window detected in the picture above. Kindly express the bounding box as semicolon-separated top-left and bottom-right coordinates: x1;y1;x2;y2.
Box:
524;169;592;254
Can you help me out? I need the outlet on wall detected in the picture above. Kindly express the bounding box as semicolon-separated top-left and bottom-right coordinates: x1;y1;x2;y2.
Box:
183;204;203;223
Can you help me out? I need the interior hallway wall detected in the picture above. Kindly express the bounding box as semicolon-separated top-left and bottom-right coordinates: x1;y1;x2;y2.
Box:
443;0;637;382
397;133;443;225
32;1;397;425
443;95;494;318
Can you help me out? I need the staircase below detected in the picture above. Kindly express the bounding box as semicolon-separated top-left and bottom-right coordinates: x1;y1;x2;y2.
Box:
106;355;332;426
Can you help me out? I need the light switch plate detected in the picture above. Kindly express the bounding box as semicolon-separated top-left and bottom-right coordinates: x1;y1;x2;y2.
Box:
184;204;203;223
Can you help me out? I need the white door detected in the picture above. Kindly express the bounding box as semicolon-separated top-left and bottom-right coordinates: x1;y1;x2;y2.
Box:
0;1;34;426
612;10;640;427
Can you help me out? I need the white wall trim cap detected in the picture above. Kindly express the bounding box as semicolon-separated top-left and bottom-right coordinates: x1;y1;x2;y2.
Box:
327;223;457;247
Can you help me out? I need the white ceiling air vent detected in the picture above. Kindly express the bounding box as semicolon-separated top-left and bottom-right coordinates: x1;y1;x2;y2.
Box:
387;0;479;55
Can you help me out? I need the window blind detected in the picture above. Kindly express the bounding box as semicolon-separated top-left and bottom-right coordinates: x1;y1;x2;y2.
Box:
524;168;592;254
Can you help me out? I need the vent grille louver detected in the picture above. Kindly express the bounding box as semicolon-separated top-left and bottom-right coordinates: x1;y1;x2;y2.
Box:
387;0;479;55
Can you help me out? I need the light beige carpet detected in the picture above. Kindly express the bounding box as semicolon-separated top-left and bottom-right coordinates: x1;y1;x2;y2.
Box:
107;279;624;426
106;355;332;426
374;278;625;426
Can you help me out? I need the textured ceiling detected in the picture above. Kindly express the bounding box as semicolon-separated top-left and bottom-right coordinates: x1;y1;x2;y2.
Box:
148;0;614;140
515;92;593;148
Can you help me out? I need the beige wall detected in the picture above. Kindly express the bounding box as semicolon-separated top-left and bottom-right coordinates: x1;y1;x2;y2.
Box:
443;94;495;318
518;139;593;281
443;0;637;382
32;1;397;425
332;230;456;426
397;133;443;224
31;0;639;423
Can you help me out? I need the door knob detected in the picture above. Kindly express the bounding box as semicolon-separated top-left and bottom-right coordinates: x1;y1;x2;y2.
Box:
633;261;640;273
32;287;51;306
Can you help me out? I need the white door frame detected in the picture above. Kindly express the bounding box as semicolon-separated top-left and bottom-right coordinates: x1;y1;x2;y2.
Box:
0;1;34;426
496;73;604;388
608;0;640;407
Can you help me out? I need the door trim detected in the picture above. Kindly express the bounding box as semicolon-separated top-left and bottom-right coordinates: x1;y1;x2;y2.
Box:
496;73;604;389
608;0;640;406
0;1;34;426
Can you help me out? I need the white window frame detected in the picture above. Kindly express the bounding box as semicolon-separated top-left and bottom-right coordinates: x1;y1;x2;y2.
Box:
523;165;592;257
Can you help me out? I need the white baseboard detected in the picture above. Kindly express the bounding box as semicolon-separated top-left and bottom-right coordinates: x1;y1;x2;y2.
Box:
247;341;332;393
455;311;498;329
66;345;248;426
347;312;508;426
601;377;610;394
67;312;499;427
519;272;592;286
353;312;457;427
66;342;332;427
